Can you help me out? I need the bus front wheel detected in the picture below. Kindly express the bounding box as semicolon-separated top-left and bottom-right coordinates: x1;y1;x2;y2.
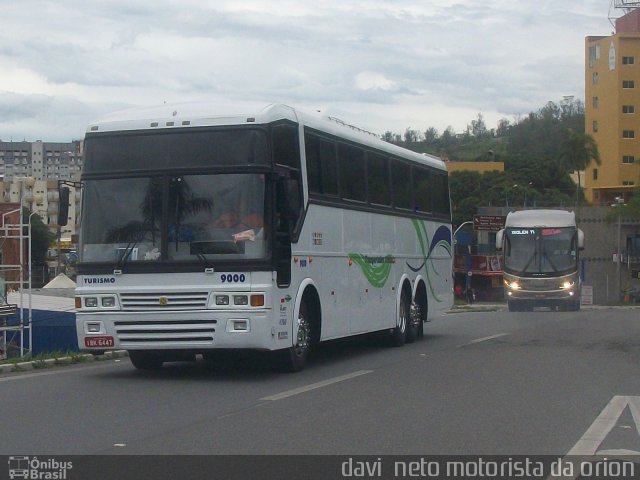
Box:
282;300;312;372
391;291;409;346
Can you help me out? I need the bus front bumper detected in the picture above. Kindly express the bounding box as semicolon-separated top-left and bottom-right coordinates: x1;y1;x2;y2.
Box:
77;310;285;352
505;287;579;302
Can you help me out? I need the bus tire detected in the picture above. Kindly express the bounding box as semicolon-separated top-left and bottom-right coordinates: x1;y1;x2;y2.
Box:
282;300;312;372
391;290;409;347
406;299;419;344
129;351;163;370
415;285;427;340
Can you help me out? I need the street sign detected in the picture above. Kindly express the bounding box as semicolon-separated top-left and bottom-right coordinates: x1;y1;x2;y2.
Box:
473;215;505;232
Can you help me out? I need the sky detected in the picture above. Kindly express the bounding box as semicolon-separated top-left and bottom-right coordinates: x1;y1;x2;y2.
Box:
0;0;620;142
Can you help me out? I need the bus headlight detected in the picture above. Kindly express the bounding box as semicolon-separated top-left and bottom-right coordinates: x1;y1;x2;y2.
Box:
85;297;98;308
101;296;116;308
215;295;230;306
505;280;521;290
233;295;248;306
561;281;575;290
79;296;118;310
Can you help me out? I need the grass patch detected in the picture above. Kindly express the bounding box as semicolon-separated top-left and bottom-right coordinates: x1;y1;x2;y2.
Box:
0;349;82;366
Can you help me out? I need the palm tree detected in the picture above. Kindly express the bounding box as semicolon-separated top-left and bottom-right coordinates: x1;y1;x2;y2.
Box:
561;128;601;207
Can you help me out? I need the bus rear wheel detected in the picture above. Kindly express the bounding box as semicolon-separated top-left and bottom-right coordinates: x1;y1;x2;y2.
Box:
406;299;420;343
129;351;163;370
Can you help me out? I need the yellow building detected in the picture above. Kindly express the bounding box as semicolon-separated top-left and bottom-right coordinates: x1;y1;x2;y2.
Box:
445;161;504;174
585;9;640;205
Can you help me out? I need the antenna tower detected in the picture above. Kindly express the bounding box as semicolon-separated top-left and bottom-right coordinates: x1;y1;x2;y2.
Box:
609;0;640;28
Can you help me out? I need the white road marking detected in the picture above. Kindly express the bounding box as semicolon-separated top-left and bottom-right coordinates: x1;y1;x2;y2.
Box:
466;333;509;345
567;395;640;455
261;370;373;401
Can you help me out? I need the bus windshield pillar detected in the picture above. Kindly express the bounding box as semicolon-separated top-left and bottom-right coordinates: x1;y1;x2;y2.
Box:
275;176;292;288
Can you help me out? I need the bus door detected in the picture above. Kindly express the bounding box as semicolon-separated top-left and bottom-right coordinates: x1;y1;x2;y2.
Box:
274;170;302;288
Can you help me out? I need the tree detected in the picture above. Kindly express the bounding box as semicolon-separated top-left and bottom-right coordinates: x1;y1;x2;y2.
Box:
404;128;420;143
560;128;601;207
424;127;438;144
496;118;510;137
469;113;488;138
23;209;55;265
381;131;396;143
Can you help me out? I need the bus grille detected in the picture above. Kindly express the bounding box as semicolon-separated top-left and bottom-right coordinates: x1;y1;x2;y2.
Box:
120;292;209;311
114;319;216;345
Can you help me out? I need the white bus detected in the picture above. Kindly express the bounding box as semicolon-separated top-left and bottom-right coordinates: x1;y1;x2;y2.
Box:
496;209;584;312
74;103;453;371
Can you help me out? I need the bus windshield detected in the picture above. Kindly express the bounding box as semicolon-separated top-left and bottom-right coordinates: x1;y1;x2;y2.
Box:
80;173;268;265
504;227;577;276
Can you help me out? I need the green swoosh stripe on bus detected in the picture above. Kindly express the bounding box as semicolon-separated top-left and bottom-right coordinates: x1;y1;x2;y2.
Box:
348;254;394;288
411;219;443;303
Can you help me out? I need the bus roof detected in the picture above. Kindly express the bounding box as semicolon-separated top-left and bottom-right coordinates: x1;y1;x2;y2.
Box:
504;209;576;228
86;102;446;171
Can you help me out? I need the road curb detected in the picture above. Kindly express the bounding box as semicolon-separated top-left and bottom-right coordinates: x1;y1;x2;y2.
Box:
0;350;129;374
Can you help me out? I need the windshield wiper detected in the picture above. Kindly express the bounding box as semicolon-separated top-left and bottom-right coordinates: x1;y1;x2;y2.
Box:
541;246;559;273
521;251;537;273
115;239;139;271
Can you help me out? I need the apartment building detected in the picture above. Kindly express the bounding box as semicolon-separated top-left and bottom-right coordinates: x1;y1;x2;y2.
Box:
0;140;82;241
585;8;640;205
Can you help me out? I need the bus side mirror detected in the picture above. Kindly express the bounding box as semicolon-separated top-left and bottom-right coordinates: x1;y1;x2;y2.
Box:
58;187;70;227
577;228;585;250
495;229;504;251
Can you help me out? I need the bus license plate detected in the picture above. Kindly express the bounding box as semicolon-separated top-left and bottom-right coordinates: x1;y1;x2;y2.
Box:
85;336;114;348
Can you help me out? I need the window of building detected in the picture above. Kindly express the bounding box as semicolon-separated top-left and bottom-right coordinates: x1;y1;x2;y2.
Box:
622;56;635;65
589;45;601;66
592;120;598;133
593;72;599;84
623;181;635;186
628;235;640;258
623;155;635;164
593;97;599;108
623;130;635;139
593;168;598;180
623;105;635;114
623;80;635;89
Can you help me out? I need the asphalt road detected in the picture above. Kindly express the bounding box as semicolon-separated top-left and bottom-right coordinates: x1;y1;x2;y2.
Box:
1;307;640;456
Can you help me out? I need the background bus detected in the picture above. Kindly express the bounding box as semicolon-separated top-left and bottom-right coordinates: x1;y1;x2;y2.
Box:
496;209;584;312
74;103;453;371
